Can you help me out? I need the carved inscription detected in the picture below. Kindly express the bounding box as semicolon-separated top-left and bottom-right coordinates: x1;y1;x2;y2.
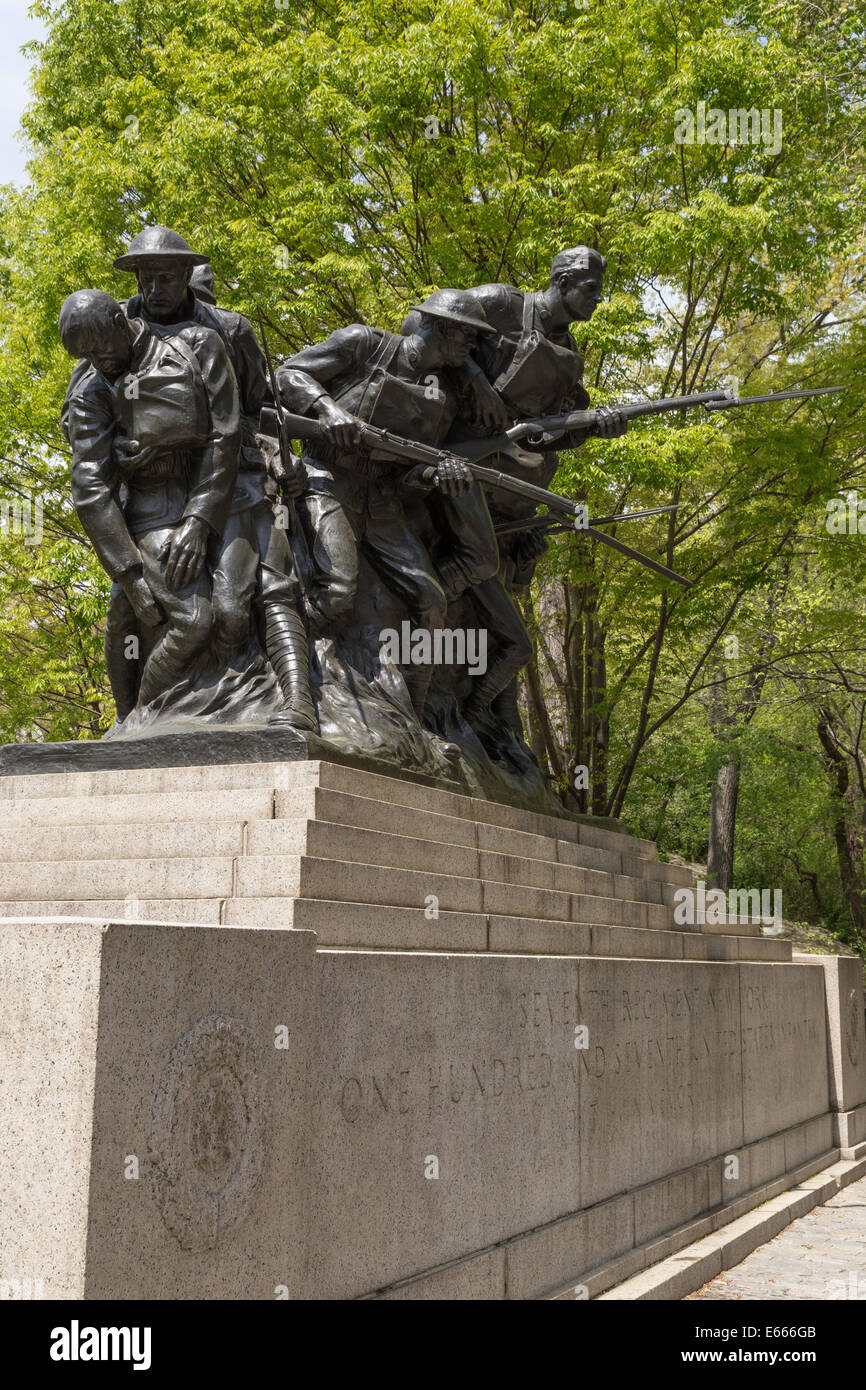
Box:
332;976;825;1137
334;983;740;1125
339;1054;554;1123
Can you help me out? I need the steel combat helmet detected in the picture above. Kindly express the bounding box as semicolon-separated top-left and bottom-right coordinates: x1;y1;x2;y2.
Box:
410;288;495;333
113;225;209;271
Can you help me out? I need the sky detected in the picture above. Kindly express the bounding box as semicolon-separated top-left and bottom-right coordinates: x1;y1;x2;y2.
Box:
0;3;47;186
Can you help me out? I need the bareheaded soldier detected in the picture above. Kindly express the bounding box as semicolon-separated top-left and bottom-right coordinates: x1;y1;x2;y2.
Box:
60;289;239;713
456;247;628;736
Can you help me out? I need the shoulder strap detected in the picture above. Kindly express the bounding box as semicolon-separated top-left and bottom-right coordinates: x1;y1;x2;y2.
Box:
330;328;400;402
367;329;401;370
165;329;206;385
492;292;538;393
522;290;537;337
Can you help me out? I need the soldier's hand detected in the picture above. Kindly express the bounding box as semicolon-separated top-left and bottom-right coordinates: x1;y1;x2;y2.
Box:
163;516;209;590
113;438;158;473
516;528;550;567
434;454;474;496
593;407;628;439
275;452;307;499
316;400;363;448
469;375;512;433
120;567;163;628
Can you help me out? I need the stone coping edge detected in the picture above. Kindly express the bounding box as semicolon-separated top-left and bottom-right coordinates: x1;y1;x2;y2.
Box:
590;1153;866;1302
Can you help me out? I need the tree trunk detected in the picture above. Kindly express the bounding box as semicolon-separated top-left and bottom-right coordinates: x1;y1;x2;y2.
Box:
564;584;586;812
817;707;866;947
517;669;549;772
587;613;608;816
706;752;739;890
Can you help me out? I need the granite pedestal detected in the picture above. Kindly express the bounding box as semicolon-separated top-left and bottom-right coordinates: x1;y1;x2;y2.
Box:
0;758;861;1299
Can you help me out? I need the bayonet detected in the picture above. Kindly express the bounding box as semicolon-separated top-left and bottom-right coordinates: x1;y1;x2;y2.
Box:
494;503;682;538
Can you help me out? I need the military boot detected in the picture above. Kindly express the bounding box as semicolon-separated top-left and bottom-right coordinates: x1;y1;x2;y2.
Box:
265;603;318;732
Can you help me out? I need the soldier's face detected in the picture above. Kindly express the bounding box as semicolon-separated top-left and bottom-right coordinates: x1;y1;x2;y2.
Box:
70;313;132;379
439;322;479;365
135;261;192;319
559;271;604;322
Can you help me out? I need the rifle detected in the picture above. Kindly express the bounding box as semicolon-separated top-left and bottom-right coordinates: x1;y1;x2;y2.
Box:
255;310;314;591
454;384;844;461
493;503;693;584
259;406;694;587
494;503;682;538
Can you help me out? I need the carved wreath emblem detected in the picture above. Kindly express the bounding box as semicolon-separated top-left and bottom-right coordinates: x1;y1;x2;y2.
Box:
148;1014;269;1252
846;987;861;1068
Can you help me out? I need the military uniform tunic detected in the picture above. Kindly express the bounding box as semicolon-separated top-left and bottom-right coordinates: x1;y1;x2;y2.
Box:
63;319;240;710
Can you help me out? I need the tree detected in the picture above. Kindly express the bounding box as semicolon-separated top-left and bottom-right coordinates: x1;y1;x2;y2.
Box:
2;0;866;947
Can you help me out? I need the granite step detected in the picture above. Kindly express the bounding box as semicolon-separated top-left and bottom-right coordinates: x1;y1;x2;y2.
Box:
0;810;695;928
0;834;751;930
0;787;277;828
234;854;686;928
0;898;226;922
0;856;236;901
0;896;789;959
0;758;321;801
207;895;775;961
0;757;656;862
248;819;676;905
0;820;246;862
0;759;751;957
303;776;658;863
0;784;686;899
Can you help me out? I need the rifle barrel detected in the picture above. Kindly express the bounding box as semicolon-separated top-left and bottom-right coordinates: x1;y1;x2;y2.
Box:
512;392;729;439
508;384;844;438
586;527;694;588
703;384;844;410
494;503;681;538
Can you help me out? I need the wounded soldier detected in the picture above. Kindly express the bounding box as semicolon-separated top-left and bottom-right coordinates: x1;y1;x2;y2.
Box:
59;288;240;711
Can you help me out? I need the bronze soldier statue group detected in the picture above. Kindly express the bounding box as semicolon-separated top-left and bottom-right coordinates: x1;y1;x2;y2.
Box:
60;226;833;802
58;225;629;799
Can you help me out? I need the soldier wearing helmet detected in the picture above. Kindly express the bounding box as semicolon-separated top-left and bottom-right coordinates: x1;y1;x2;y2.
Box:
65;225;315;730
275;290;495;718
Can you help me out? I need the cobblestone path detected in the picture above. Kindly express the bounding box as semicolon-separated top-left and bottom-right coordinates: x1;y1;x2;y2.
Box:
688;1175;866;1300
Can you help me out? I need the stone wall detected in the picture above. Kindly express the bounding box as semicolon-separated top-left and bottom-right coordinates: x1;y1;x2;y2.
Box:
1;917;859;1300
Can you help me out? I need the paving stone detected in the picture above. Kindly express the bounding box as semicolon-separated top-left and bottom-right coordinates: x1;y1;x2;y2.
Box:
690;1172;866;1300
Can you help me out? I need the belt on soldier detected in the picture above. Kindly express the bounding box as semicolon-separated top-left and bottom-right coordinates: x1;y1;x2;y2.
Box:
131;449;193;485
305;442;397;479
